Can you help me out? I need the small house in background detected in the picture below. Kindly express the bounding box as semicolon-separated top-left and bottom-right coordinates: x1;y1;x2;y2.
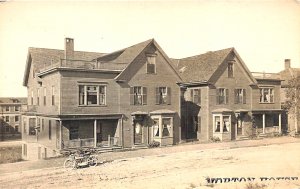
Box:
22;38;182;160
174;48;284;142
0;97;27;141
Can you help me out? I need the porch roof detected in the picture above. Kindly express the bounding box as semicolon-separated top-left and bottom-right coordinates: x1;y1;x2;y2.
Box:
131;111;148;116
251;109;284;114
58;114;123;120
212;108;233;113
149;109;176;115
235;109;250;113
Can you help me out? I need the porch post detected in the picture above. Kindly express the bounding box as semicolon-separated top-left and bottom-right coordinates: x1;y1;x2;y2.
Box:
235;120;238;139
278;113;282;134
59;120;62;149
94;119;97;148
220;115;223;134
262;113;265;134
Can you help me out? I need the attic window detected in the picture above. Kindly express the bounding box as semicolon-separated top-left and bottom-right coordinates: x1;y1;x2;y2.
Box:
146;53;157;74
228;61;234;78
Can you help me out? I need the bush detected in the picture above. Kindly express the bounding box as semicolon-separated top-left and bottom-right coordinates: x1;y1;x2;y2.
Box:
209;136;220;142
148;141;160;148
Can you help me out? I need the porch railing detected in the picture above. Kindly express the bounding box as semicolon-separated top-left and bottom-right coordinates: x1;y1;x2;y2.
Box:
63;138;94;148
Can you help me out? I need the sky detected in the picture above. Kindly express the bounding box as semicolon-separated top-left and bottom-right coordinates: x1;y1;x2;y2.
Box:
0;0;299;97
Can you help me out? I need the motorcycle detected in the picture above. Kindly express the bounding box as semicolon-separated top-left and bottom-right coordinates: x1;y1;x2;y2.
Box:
64;148;98;169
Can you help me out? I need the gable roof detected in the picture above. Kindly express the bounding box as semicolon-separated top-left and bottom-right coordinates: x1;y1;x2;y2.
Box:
115;39;182;81
23;48;105;86
173;47;257;84
174;48;233;82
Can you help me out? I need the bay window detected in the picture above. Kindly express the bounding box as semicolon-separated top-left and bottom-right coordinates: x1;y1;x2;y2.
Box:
213;114;231;133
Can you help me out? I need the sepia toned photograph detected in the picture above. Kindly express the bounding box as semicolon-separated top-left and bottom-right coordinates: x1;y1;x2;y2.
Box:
0;0;300;188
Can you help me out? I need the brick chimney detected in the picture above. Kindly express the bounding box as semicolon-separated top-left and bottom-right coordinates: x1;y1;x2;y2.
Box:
285;59;291;70
65;38;74;60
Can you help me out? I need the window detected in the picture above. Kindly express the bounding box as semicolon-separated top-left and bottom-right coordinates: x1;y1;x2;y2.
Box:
70;126;79;140
31;90;34;105
29;118;36;135
259;88;274;103
51;86;55;106
15;116;19;122
43;87;46;106
37;88;40;105
156;87;171;105
146;54;157;74
234;89;246;104
5;106;9;112
5;116;9;122
79;85;106;106
214;115;231;133
15;106;20;112
191;89;201;104
162;118;172;137
49;120;52;140
228;62;234;78
130;86;147;105
216;88;229;104
153;119;159;137
15;125;19;133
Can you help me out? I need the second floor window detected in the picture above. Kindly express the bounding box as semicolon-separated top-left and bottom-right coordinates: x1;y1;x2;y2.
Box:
5;106;9;112
156;87;171;105
15;106;20;112
37;89;40;106
216;88;229;105
15;116;19;122
130;86;147;105
31;90;34;105
260;88;274;103
79;85;106;106
5;116;9;122
51;86;55;106
191;89;201;104
234;89;246;104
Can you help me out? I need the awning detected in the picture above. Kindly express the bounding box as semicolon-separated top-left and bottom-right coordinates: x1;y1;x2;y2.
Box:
149;109;176;115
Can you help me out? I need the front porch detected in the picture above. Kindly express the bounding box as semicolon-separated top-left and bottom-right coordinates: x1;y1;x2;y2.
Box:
56;115;123;150
252;110;283;136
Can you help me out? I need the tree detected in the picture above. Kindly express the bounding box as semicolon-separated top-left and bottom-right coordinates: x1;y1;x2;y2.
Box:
284;75;300;133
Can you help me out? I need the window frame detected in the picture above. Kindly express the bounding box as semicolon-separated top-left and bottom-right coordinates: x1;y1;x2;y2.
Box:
259;87;274;103
78;84;107;106
51;86;55;106
5;116;9;122
213;114;231;133
234;88;246;104
146;53;157;74
130;86;147;105
15;106;20;112
43;87;47;106
5;106;9;112
37;88;40;106
228;62;234;78
191;88;201;104
156;87;171;105
151;116;173;138
217;88;229;105
15;116;19;122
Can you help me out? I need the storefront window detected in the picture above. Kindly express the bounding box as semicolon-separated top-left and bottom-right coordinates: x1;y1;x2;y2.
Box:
153;119;159;137
162;118;171;137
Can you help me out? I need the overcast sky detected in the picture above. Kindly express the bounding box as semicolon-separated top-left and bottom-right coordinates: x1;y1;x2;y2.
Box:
0;0;299;97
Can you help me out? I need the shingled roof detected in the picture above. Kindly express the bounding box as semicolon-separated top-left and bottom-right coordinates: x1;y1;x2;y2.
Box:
96;39;153;64
279;68;300;87
173;48;233;82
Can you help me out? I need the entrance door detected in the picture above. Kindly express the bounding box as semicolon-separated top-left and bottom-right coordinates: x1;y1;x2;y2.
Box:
134;122;143;144
237;119;242;136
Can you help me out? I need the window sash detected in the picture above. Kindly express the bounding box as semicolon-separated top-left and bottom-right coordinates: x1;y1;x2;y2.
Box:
156;87;171;105
79;85;106;106
259;88;274;103
131;87;147;105
217;88;228;104
228;63;234;77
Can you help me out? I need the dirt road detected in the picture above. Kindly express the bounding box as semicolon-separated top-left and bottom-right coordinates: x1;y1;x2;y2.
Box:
0;141;299;189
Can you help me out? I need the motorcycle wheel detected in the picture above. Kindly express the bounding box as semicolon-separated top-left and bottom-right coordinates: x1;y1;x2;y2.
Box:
64;159;76;169
89;156;98;167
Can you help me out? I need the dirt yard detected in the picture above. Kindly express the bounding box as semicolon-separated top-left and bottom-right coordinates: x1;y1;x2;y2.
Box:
0;141;299;189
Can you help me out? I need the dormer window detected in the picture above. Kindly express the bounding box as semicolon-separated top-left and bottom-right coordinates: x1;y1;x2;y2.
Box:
228;61;234;78
146;53;157;74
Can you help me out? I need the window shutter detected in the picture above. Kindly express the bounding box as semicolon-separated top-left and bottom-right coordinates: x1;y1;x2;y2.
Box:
142;87;147;105
225;89;229;104
130;87;134;105
234;89;238;104
198;89;201;105
243;89;246;104
167;87;171;105
216;89;220;105
155;87;160;104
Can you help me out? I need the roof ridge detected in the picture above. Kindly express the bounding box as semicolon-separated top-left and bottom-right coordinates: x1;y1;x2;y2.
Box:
29;47;104;54
179;47;234;60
